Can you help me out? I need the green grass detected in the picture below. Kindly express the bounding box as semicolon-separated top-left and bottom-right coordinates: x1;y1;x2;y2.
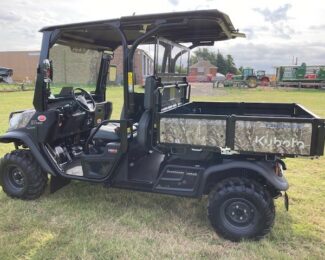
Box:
0;83;34;92
0;87;325;259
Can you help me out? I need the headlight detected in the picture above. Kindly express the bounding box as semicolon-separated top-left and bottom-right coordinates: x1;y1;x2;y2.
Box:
9;110;35;130
9;113;23;130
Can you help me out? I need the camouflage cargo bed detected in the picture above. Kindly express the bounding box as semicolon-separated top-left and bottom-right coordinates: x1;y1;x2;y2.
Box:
157;102;325;157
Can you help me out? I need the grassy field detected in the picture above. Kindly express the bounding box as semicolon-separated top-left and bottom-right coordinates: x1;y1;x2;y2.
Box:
0;83;34;92
0;86;324;259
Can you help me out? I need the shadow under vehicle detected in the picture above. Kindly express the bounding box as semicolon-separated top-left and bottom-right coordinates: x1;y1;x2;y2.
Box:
0;10;325;242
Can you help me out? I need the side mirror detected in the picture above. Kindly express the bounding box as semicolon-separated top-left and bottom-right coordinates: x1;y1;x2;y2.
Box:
42;59;53;83
108;65;117;82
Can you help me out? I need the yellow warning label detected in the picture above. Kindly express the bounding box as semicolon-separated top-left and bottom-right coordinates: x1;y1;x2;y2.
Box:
128;72;133;86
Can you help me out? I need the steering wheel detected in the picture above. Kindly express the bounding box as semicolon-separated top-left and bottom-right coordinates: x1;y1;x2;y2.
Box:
72;88;96;112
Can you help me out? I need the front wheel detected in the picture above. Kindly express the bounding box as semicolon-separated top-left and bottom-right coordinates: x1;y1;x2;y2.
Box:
207;177;275;241
0;150;48;200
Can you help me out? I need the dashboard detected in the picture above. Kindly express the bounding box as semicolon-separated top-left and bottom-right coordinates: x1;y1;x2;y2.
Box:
46;95;112;141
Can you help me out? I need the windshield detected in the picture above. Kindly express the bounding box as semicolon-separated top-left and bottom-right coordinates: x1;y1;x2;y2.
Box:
49;44;102;95
156;38;189;76
257;71;265;76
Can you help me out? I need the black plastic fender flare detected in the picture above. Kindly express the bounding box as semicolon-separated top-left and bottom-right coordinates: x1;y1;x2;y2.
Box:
0;131;55;175
198;159;289;195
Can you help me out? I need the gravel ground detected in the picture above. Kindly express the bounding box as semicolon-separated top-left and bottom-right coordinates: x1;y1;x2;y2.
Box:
189;82;228;96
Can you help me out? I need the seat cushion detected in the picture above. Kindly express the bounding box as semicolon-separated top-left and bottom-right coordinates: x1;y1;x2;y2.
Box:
92;124;120;141
92;123;138;142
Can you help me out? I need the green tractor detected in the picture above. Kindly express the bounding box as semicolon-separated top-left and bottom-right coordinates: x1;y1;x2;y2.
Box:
231;68;258;88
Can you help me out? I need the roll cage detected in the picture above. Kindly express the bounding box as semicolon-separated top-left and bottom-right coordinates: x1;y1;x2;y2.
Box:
33;9;245;116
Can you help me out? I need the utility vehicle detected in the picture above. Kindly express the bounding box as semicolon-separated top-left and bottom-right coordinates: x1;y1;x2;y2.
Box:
0;10;324;242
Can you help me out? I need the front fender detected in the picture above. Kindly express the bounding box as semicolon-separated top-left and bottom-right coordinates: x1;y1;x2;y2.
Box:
198;159;289;195
0;131;55;175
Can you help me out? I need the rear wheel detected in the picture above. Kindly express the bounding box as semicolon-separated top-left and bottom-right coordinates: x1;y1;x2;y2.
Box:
260;77;270;86
207;177;275;241
0;150;48;200
246;76;258;88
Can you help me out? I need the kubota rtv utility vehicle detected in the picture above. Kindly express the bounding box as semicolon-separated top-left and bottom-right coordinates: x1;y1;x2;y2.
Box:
0;10;324;242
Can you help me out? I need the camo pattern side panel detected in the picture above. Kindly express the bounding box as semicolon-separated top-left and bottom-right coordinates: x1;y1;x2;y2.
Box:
159;118;226;147
234;121;312;155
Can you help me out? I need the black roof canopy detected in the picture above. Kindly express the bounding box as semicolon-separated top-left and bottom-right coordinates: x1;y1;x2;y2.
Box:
41;9;245;50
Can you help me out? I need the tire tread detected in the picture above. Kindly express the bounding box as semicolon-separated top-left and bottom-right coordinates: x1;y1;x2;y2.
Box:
0;150;48;200
207;177;275;241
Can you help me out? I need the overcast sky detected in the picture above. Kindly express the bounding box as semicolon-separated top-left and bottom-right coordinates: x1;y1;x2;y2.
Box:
0;0;325;73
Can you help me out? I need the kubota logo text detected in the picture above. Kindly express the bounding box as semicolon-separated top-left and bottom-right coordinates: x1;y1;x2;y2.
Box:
255;136;305;148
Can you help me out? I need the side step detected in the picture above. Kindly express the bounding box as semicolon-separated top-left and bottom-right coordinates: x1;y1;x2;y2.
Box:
64;160;83;176
154;164;204;197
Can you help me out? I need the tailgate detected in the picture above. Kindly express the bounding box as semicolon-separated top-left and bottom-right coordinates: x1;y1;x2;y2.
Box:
158;114;325;157
232;117;324;156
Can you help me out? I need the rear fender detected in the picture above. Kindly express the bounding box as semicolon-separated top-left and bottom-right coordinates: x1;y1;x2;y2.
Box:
0;131;55;175
198;160;288;195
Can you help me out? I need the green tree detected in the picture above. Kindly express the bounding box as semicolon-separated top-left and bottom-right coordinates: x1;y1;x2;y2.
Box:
216;51;227;75
190;48;217;66
226;54;238;74
190;55;198;66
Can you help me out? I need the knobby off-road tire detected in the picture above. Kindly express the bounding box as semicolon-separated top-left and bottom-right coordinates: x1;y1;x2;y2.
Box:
207;177;275;242
0;150;48;200
246;76;258;88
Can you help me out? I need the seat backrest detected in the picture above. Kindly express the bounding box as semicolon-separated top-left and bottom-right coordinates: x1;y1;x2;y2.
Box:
120;93;144;122
136;110;151;150
144;76;157;110
137;76;158;150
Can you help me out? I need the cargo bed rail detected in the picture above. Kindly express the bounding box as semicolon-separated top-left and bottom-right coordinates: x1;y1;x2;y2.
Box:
154;101;325;158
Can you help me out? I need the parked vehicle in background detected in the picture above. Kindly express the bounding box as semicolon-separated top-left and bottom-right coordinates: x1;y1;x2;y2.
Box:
223;68;257;88
222;68;270;88
0;67;13;84
256;70;270;86
234;68;257;88
276;63;325;88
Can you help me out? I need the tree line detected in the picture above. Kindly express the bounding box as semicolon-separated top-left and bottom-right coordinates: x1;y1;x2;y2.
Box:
190;48;242;75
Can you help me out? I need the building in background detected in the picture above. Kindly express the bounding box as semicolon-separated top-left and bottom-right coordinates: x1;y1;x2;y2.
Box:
112;46;153;85
0;47;153;85
0;51;40;83
187;59;218;82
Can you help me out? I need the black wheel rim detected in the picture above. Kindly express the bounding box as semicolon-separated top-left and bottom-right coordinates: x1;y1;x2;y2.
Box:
6;165;25;189
220;198;258;229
